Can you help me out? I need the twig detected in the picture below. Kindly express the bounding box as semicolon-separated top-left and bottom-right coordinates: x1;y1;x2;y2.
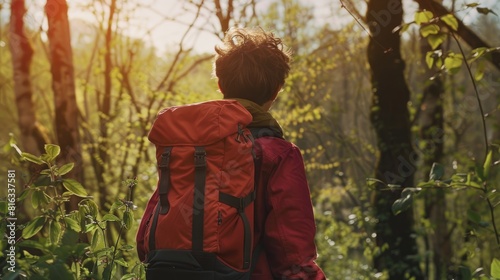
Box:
486;196;500;245
450;33;488;159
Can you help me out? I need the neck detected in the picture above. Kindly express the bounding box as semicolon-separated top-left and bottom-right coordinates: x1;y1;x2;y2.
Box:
261;100;274;111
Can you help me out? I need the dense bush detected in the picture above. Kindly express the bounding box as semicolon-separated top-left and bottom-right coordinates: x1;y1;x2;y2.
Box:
0;144;144;280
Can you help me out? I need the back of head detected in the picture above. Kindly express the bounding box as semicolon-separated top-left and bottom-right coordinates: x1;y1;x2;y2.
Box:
214;27;292;105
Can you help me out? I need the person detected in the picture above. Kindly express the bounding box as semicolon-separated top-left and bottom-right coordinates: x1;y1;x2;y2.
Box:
137;27;326;280
213;27;326;280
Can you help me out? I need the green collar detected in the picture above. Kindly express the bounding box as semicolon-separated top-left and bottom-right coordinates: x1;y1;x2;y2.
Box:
232;98;284;135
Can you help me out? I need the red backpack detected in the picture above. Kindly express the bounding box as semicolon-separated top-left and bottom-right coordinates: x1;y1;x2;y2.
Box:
139;100;258;279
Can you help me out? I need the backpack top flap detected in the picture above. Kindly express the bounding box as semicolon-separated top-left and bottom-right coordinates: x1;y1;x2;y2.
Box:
148;100;252;146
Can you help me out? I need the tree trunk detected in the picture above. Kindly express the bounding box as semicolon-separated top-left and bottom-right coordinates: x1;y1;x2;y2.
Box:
45;0;83;210
366;0;423;278
9;0;47;157
417;1;452;277
419;63;449;279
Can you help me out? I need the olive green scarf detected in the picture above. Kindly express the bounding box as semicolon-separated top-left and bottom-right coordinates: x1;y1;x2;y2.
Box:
232;98;284;136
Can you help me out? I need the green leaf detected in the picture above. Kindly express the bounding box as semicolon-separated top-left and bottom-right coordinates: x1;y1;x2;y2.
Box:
34;190;50;208
31;190;41;209
451;173;467;184
17;189;31;201
429;162;444;181
87;199;99;216
425;51;435;68
85;223;98;233
115;257;129;267
427;33;446;50
466;3;480;8
57;163;74;176
441;14;458;31
62;179;88;197
64;217;81;232
491;258;500;278
110;199;125;213
366;178;386;188
474;61;485;81
61;226;80;246
392;189;415;215
91;229;103;250
93;247;113;256
80;199;99;217
103;213;121;222
22;216;46;239
21;152;44;165
444;55;463;71
120;245;135;251
483;150;493;179
477;7;498;16
435;56;443;69
44;144;61;161
420;24;440;37
472;47;488;59
415;10;433;24
123;211;133;230
121;274;138;280
103;264;114;280
49;220;62;244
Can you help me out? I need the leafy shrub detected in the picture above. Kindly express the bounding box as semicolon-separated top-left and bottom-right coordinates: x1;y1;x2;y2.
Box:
0;144;144;280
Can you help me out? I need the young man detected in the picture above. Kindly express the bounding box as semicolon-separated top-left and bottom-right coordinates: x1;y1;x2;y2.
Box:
214;27;326;280
137;27;325;280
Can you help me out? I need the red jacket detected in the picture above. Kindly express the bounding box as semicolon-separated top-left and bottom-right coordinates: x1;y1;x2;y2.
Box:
251;135;325;280
136;100;325;280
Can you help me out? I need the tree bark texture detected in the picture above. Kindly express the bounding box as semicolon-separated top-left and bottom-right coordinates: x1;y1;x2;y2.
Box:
45;0;83;210
417;0;451;275
9;0;47;156
366;0;423;278
419;53;449;280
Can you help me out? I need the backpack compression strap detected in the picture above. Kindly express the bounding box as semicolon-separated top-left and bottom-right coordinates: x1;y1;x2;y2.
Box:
219;191;255;269
192;146;207;253
158;147;173;215
148;147;173;251
148;146;207;253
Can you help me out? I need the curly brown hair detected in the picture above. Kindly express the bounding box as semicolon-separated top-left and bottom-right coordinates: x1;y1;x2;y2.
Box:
214;27;292;105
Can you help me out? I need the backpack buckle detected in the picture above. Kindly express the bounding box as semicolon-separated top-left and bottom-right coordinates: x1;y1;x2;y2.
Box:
194;147;206;168
159;148;172;168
